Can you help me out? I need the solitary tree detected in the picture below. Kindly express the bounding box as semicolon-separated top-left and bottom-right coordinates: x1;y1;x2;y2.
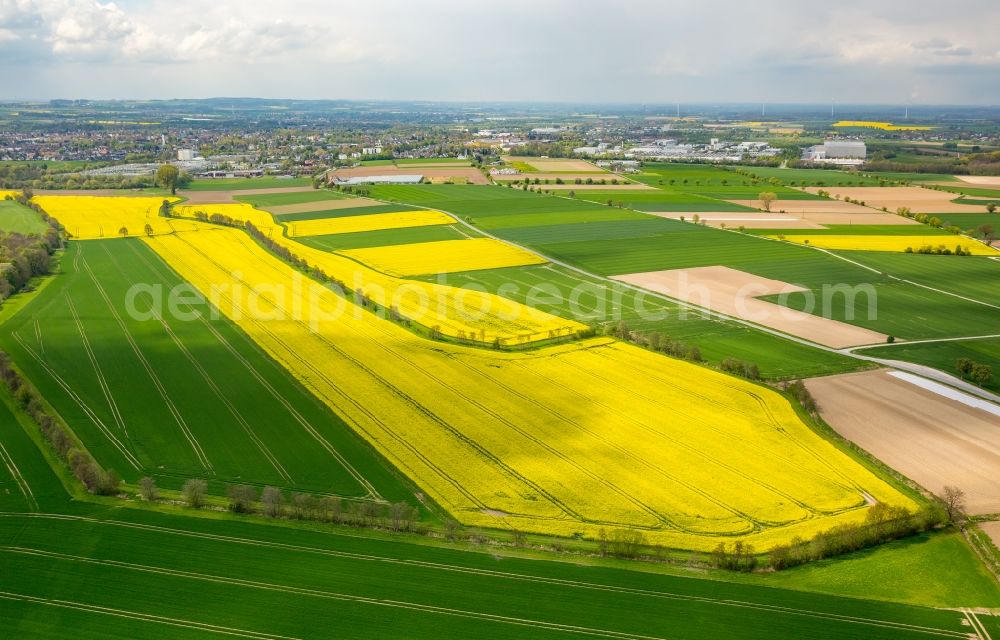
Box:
143;223;154;236
940;486;967;523
156;164;180;195
118;226;129;237
182;478;208;509
138;476;158;501
159;199;173;217
977;224;997;246
758;191;777;212
988;203;996;214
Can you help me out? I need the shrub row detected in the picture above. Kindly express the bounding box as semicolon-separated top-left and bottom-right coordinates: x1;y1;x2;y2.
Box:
0;351;120;495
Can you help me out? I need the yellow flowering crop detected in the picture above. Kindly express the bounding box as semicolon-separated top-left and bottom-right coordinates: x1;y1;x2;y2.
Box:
0;190;21;200
342;238;547;276
144;227;915;551
32;195;193;239
167;198;579;343
832;120;933;131
172;203;278;234
285;210;454;238
772;234;1000;255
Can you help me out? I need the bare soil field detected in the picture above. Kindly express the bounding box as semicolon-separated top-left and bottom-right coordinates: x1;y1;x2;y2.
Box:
979;521;1000;548
955;175;1000;187
612;265;888;348
503;156;605;172
179;187;315;204
328;166;489;185
266;197;383;215
801;186;988;213
806;369;1000;515
644;211;827;229
730;199;877;214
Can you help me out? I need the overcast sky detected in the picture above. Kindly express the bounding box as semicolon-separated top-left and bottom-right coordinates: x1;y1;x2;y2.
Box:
0;0;998;104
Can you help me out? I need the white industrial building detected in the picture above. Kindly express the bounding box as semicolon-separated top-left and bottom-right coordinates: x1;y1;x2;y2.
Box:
332;174;423;185
802;140;867;166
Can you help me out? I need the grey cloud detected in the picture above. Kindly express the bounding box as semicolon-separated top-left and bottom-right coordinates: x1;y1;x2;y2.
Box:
0;0;998;104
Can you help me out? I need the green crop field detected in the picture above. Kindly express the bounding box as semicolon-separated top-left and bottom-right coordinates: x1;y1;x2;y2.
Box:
736;167;884;186
0;199;47;234
0;406;994;640
632;163;829;200
273;203;419;222
0;240;413;504
367;185;1000;342
300;224;473;250
865;172;959;183
837;251;1000;307
184;177;312;191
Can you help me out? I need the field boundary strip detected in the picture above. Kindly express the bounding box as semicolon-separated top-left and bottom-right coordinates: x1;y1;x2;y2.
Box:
0;513;970;638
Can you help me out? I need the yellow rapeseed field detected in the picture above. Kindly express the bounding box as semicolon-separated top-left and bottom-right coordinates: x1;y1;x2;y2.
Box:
832;120;933;131
172;203;279;235
166;197;579;343
285;210;454;238
0;190;21;200
772;234;1000;256
32;195;195;239
144;227;916;551
342;238;547;276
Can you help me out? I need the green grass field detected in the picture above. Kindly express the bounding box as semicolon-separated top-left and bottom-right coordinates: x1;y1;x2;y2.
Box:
0;240;413;504
0;199;47;234
184;177;312;191
757;531;1000;608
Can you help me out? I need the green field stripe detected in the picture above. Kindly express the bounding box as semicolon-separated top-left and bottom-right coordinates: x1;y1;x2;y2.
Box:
0;513;974;639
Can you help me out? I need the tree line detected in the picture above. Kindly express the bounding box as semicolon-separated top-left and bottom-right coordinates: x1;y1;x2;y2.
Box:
0;192;62;302
956;358;993;387
0;351;120;495
137;476;421;533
